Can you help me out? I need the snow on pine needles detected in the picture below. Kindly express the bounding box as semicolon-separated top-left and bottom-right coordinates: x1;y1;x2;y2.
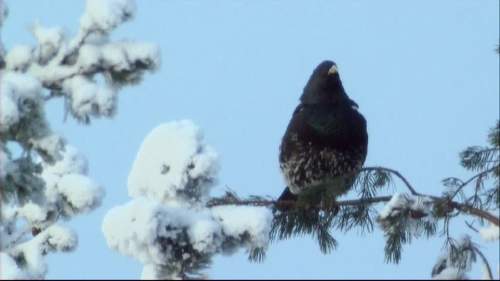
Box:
0;0;157;278
103;120;273;279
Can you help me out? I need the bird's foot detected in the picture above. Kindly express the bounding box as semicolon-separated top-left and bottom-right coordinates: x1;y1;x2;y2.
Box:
320;198;339;214
295;199;314;211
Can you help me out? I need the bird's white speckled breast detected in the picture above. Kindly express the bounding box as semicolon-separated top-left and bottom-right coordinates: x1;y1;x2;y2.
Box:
279;141;364;194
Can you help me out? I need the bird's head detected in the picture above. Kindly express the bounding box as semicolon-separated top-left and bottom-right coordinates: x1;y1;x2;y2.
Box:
300;60;357;108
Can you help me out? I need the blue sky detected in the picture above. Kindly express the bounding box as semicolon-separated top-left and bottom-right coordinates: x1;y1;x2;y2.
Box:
3;0;499;279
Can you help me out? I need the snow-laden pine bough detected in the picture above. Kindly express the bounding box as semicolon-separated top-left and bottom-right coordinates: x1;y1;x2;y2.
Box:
104;120;499;279
0;0;158;278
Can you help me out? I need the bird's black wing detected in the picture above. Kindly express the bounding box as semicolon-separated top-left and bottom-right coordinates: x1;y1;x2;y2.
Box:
302;105;340;135
293;104;367;150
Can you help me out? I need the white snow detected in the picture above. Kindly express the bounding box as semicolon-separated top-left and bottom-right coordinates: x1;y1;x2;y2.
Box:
77;44;101;69
42;145;88;176
141;264;158;280
18;202;48;225
378;193;437;239
128;121;219;203
75;41;160;82
379;192;407;219
211;205;273;249
58;174;104;212
431;235;475;280
1;0;158;278
101;43;127;69
5;45;33;70
63;75;98;117
32;23;64;48
103;197;225;264
100;42;160;73
0;203;17;226
1;71;42;100
94;84;117;116
9;225;77;278
0;89;18;131
379;193;433;220
30;134;65;160
31;23;64;62
0;72;42;132
187;213;222;253
104;121;272;279
27;60;75;85
479;224;499;242
410;195;433;214
38;145;103;216
0;252;27;279
80;0;136;32
22;242;46;278
120;41;161;69
44;224;78;251
103;197;273;274
62;75;117;119
102;198;167;264
432;267;465;280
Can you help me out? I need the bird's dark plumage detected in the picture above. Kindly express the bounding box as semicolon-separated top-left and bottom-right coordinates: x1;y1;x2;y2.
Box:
278;60;368;204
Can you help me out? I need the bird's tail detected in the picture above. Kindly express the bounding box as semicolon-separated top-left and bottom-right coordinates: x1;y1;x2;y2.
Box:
275;187;298;211
277;187;298;202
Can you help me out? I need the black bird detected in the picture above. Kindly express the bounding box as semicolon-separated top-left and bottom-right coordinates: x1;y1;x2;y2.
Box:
278;60;368;206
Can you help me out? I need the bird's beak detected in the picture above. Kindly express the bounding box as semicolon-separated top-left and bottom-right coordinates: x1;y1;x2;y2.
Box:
349;99;359;109
328;65;338;75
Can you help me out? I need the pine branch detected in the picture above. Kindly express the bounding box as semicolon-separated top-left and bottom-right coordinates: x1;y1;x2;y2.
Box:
361;167;420;196
460;147;499;172
209;194;498;227
205;122;499;277
464;221;479;233
449;166;498;200
207;167;499;226
473;246;493;280
206;195;393;208
450;202;499;226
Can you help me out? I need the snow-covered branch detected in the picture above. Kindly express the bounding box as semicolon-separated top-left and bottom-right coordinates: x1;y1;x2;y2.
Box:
0;0;158;278
3;0;159;123
206;164;498;279
1;224;77;279
103;121;273;279
207;167;499;226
